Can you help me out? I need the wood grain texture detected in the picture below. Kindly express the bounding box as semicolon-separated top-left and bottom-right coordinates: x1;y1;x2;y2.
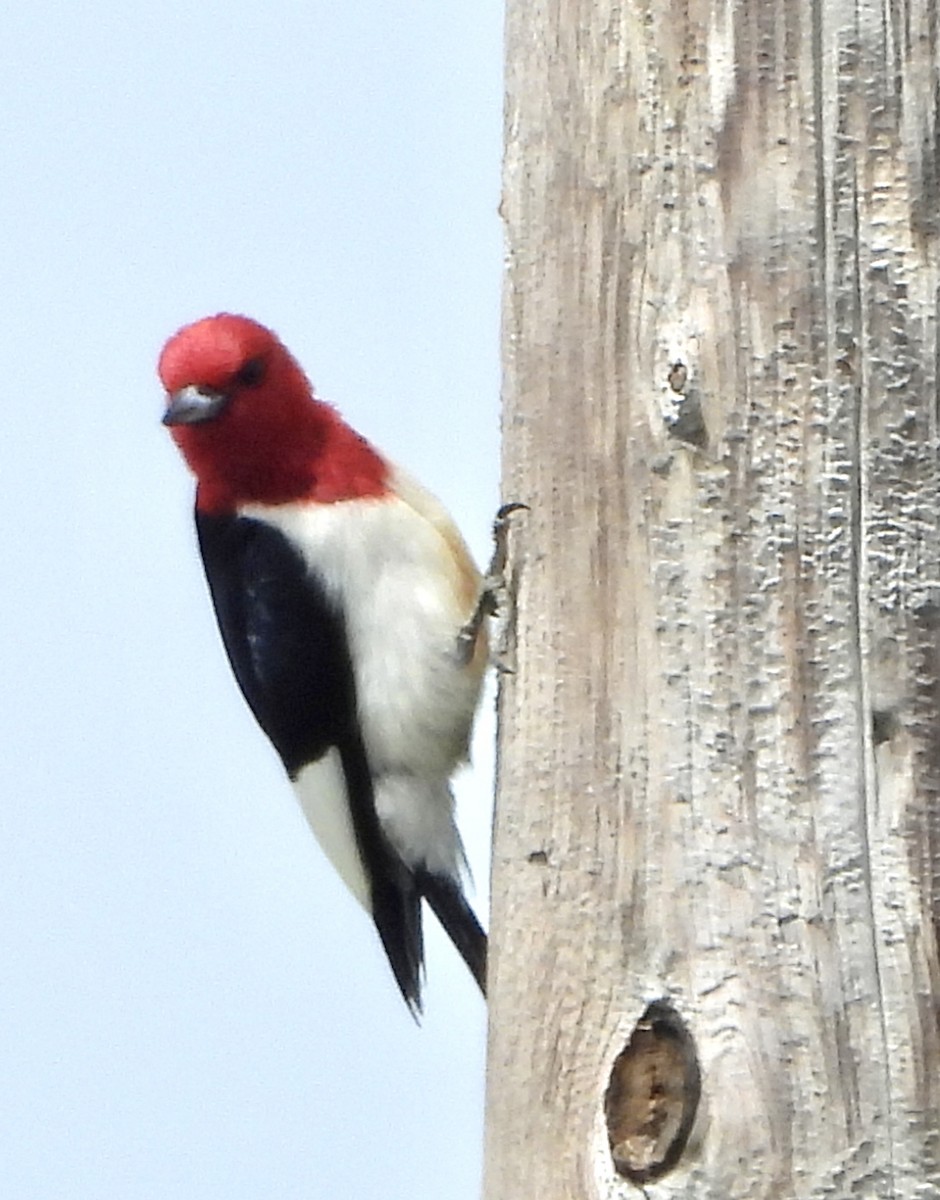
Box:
485;1;940;1196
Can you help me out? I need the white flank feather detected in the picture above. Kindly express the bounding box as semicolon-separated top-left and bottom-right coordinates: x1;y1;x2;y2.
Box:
292;751;370;909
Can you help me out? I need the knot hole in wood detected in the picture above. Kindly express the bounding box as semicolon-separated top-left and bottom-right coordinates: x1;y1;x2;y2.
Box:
604;1000;701;1183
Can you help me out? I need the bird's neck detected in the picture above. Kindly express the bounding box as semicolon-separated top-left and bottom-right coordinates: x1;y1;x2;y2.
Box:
189;405;389;513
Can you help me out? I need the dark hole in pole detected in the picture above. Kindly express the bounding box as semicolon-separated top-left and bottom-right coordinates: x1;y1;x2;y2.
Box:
604;1000;701;1183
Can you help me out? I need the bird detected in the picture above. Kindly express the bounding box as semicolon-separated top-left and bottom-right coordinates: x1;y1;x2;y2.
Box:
159;312;488;1012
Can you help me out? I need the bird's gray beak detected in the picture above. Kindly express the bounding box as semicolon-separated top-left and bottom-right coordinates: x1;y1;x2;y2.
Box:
162;385;228;426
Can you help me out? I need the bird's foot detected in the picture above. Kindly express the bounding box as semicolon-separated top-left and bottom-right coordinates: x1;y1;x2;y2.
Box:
456;502;529;666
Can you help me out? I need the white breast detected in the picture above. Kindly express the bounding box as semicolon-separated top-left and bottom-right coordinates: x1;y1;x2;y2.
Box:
242;473;484;886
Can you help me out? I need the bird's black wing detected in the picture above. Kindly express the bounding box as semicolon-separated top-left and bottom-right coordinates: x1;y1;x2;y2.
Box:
195;509;425;1011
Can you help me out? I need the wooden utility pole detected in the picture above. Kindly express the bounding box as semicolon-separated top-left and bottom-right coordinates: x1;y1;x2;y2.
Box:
485;2;940;1197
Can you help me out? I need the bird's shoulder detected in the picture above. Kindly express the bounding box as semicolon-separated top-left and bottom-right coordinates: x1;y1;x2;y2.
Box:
236;466;483;624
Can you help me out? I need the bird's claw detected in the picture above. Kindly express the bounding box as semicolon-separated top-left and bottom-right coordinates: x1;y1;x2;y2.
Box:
456;502;529;664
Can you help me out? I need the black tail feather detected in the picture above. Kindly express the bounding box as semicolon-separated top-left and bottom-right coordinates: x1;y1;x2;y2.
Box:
416;870;487;997
371;870;425;1016
338;739;426;1014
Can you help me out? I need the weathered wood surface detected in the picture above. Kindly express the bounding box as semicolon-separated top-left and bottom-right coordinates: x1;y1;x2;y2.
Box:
485;2;940;1196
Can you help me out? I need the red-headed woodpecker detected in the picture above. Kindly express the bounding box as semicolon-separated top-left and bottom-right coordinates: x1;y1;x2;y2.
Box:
159;313;487;1011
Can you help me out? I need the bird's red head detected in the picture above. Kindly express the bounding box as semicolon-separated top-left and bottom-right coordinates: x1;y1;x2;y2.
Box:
159;313;388;512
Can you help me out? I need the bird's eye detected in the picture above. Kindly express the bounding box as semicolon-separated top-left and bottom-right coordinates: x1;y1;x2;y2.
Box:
234;357;265;387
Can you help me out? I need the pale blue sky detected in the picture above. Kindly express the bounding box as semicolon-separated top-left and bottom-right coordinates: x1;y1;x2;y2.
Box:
1;4;502;1197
